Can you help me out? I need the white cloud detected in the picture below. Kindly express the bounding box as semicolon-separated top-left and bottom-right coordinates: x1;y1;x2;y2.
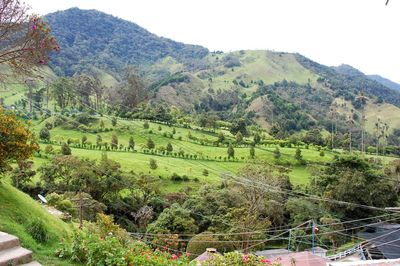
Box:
25;0;400;83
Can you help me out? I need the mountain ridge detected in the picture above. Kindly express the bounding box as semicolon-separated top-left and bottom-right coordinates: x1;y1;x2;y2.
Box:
40;8;400;135
45;8;209;77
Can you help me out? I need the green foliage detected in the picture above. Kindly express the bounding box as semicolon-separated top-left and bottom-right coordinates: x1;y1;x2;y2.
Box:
46;8;208;76
202;169;209;176
147;203;198;234
27;218;50;243
218;132;225;143
210;252;279;265
186;233;235;260
143;121;149;129
149;158;158;170
273;147;281;160
11;160;36;190
253;133;261;144
166;142;173;152
61;143;72;155
44;144;54;154
147;137;155;149
227;142;235;159
295;148;306;165
128;136;135;150
230;119;248;136
311;155;398;218
111;134;118;149
81;135;87;146
58;214;191;265
303;127;324;146
249;146;255;159
111;117;117;127
236;132;243;144
39;127;51;141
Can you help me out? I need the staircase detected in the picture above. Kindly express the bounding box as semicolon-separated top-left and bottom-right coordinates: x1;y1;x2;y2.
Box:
0;232;41;266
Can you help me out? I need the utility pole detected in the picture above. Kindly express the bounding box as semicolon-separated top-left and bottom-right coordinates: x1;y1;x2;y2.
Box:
71;191;91;230
312;220;315;254
79;191;83;229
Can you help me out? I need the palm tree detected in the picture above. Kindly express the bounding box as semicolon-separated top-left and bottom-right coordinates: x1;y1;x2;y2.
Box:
382;123;390;156
356;91;367;155
375;118;382;157
329;105;338;150
346;114;355;153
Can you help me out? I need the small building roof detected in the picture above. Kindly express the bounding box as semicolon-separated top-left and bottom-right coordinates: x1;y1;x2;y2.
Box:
328;258;400;266
192;248;222;265
276;251;328;266
254;249;290;258
358;228;400;259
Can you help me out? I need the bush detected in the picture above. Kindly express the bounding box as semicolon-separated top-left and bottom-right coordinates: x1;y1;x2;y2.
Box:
149;158;158;170
171;173;182;182
39;127;50;141
202;169;209;176
58;214;191;265
27;218;49;242
61;143;72;155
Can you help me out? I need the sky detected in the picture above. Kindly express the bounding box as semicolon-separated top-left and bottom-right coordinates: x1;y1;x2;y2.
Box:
25;0;400;83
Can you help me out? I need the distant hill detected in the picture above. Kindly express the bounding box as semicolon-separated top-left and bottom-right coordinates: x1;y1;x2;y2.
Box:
45;8;209;77
41;8;400;134
368;74;400;92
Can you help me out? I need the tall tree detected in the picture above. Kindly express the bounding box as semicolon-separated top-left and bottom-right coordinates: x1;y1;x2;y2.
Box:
51;77;74;109
0;108;38;174
75;74;97;109
128;136;135;151
111;134;118;150
227;142;235;159
357;91;367;155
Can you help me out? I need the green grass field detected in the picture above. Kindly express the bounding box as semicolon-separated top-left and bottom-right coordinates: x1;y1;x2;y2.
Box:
30;117;341;192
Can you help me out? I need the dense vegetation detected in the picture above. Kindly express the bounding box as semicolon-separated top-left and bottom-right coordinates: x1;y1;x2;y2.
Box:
45;8;209;77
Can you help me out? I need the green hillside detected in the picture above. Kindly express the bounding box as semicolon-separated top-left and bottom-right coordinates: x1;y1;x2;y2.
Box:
44;8;208;77
0;181;75;265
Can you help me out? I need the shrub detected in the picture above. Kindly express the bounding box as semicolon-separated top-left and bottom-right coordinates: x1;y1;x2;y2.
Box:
171;173;182;182
27;218;49;242
202;169;209;176
61;143;72;155
143;121;149;129
39;127;50;141
147;138;155;149
44;144;54;154
149;158;158;170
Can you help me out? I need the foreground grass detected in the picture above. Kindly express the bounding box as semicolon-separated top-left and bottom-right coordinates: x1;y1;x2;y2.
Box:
0;181;76;265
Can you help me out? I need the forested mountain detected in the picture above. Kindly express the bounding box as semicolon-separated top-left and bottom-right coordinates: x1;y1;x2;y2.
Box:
42;8;400;137
368;74;400;92
45;8;209;77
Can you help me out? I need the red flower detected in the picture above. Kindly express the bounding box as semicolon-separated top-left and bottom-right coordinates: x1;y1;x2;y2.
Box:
242;255;249;263
171;254;178;260
261;258;271;264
